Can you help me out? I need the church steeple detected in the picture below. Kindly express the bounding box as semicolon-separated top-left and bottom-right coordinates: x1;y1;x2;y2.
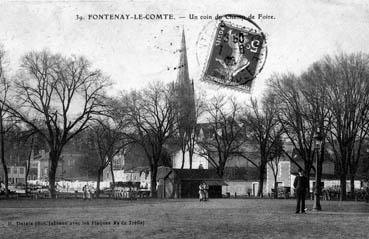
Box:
174;29;197;169
175;29;196;127
177;29;190;87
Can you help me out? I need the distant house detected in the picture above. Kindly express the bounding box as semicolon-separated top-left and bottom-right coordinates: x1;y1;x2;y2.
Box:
103;142;170;191
221;167;260;197
0;166;26;184
32;149;85;181
266;158;363;197
0;153;38;185
266;160;292;197
156;166;227;199
171;150;209;169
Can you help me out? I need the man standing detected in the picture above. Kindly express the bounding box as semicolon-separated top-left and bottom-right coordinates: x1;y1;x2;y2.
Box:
294;169;308;213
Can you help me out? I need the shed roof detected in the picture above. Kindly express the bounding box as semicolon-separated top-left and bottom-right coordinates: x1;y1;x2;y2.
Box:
173;169;221;180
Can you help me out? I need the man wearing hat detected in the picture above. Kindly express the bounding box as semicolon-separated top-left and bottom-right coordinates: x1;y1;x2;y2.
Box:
293;169;308;213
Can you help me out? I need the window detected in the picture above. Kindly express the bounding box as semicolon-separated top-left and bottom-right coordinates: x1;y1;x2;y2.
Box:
20;168;24;174
13;167;17;174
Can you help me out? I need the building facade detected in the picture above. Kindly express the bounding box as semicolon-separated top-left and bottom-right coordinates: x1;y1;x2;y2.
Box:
32;149;85;181
266;159;363;197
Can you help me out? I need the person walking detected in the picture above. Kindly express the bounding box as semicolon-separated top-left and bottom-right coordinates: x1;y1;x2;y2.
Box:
87;185;92;200
199;182;205;201
82;185;87;200
294;169;308;214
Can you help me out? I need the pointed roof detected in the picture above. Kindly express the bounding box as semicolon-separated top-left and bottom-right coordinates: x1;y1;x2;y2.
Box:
176;29;190;87
175;29;196;128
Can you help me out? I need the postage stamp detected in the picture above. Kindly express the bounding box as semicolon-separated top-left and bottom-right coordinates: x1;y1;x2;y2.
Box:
200;15;267;91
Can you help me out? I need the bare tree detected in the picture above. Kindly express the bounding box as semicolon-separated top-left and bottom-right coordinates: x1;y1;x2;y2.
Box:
122;81;177;197
175;91;205;169
175;80;195;169
6;50;110;198
270;53;369;201
241;94;282;197
24;135;35;196
317;53;369;200
186;94;206;169
299;63;332;204
88;117;127;198
270;73;318;194
0;46;17;198
11;129;37;196
196;96;245;178
267;133;284;199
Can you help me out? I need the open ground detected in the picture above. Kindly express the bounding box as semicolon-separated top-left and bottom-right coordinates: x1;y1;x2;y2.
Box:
1;198;369;239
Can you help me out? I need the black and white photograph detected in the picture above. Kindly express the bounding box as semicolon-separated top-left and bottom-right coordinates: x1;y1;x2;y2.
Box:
1;0;369;238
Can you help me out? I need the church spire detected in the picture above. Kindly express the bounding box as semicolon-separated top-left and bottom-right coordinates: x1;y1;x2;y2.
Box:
175;28;196;129
176;28;190;87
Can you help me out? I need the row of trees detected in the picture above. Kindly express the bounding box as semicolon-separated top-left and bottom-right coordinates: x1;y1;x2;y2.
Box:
0;46;274;199
1;44;368;201
268;53;369;200
184;52;369;200
0;46;198;198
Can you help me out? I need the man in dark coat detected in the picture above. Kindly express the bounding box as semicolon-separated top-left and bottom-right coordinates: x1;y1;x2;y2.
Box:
293;169;308;213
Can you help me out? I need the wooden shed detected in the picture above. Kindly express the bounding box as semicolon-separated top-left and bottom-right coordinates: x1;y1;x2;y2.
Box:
157;167;227;199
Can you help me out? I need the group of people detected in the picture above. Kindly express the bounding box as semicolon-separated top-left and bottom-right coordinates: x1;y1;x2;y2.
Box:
199;182;209;201
82;184;93;200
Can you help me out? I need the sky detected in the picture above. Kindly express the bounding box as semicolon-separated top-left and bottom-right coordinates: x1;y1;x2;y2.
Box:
0;0;369;100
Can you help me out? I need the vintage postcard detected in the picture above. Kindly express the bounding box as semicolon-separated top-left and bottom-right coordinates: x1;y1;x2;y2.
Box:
1;0;369;238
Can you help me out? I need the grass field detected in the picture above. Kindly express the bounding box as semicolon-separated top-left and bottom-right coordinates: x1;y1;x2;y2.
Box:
1;198;369;239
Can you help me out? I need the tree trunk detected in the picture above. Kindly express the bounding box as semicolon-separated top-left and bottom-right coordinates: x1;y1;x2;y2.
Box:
181;150;185;169
350;173;355;200
340;173;347;201
317;143;324;200
216;161;225;178
274;180;278;199
0;114;9;198
110;161;115;191
316;163;323;200
48;150;60;199
150;163;158;198
0;159;9;198
25;161;30;197
313;147;323;203
304;163;312;199
189;150;193;170
96;168;102;198
25;137;34;197
257;162;266;197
